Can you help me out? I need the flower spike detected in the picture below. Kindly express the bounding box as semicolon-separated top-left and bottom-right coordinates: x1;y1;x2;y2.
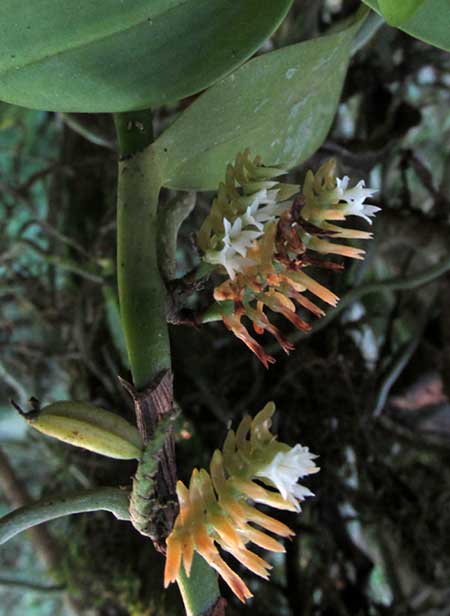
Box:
199;152;379;365
164;403;319;602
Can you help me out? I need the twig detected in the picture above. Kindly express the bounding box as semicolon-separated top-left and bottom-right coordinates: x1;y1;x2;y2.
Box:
377;416;450;453
16;238;105;284
0;576;65;594
373;332;422;417
19;219;92;260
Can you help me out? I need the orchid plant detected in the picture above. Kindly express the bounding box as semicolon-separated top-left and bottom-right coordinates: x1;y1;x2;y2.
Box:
0;1;447;615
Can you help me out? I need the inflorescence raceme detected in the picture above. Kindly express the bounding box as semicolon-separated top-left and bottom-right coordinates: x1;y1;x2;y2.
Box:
164;402;319;602
198;150;379;367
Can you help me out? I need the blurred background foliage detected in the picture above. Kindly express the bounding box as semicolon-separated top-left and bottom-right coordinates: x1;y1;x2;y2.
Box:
1;0;450;614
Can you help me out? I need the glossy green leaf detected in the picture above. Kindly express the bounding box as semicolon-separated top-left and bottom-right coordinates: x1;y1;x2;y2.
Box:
378;0;424;26
363;0;450;50
153;17;364;191
0;0;292;113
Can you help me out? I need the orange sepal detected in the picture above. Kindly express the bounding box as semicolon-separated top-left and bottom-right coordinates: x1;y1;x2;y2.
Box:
223;314;275;368
164;533;182;587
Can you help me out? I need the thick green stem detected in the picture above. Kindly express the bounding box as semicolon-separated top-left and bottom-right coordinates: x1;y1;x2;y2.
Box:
114;111;155;158
0;488;130;545
116;119;170;388
177;555;222;616
114;111;221;614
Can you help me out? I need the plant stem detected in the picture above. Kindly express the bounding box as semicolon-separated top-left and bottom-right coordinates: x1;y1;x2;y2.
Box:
115;112;170;388
177;555;221;616
114;111;155;159
0;488;130;545
114;110;221;614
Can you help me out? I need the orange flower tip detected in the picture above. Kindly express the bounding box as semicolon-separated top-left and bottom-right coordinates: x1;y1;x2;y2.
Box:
339;247;366;260
233;555;273;580
280;341;295;355
248;528;288;552
321;292;339;308
266;543;285;553
235;585;254;603
246;509;294;537
293;293;326;318
183;545;195;577
260;352;276;369
272;524;294;539
301;320;312;332
163;562;178;588
220;569;254;603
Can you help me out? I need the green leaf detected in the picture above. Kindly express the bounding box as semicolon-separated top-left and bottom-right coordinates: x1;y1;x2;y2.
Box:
0;0;292;113
378;0;424;25
153;16;364;191
362;0;450;50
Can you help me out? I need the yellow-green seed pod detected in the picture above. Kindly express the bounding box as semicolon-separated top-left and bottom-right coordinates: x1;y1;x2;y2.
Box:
25;401;142;460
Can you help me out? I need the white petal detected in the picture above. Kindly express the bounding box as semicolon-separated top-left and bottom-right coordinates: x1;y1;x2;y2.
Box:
223;217;232;236
293;484;314;500
230;217;242;238
255;444;319;507
336;176;350;191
